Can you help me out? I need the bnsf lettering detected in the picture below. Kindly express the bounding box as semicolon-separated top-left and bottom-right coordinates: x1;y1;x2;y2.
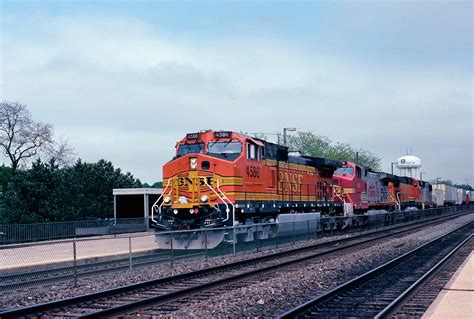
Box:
178;177;213;187
278;172;304;193
246;166;260;178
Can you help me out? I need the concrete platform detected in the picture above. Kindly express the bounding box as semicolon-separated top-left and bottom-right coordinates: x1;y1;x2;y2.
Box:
0;231;159;270
422;250;474;319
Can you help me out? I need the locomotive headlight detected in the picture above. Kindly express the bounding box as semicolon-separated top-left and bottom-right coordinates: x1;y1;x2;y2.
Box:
190;157;198;169
163;195;171;204
173;209;179;215
200;195;209;203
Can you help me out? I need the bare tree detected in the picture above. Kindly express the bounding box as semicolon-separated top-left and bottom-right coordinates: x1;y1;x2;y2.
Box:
44;137;76;167
0;101;53;173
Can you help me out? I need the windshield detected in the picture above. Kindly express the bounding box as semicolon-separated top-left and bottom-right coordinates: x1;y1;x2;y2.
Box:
208;141;242;161
334;167;354;175
177;143;204;157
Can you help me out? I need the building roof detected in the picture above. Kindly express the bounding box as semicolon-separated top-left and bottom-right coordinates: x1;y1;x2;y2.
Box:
113;188;163;195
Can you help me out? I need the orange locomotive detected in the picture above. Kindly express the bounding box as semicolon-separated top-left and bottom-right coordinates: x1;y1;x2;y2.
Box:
152;130;342;232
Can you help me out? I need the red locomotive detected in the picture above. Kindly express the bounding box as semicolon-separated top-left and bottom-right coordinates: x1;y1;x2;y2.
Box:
333;161;431;212
152;130;342;232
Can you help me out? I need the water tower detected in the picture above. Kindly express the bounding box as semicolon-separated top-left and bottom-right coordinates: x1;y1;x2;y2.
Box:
396;155;422;178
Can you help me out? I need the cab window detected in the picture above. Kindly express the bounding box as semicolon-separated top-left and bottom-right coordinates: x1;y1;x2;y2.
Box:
356;166;362;178
247;143;261;160
334;167;354;175
177;143;204;157
207;141;242;161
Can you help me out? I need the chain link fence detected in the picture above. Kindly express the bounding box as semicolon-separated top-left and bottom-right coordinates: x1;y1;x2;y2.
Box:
0;205;472;293
0;218;148;245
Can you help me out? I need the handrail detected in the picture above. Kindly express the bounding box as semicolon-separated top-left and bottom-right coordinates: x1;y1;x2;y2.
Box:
202;177;231;224
151;179;172;227
396;191;401;211
216;178;234;224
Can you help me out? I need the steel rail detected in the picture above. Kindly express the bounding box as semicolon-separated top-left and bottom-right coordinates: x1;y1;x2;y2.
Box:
71;222;474;318
374;233;473;319
0;210;472;318
1;208;467;290
277;222;473;319
0;251;204;290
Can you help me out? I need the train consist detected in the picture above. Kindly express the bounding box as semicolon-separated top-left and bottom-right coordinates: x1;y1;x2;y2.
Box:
332;162;471;211
151;130;472;248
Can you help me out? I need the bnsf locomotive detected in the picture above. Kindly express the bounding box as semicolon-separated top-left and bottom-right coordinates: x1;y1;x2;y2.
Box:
153;130;342;233
333;161;432;212
151;130;472;248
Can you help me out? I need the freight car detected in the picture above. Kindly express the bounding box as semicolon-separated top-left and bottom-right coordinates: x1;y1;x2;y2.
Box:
432;184;458;206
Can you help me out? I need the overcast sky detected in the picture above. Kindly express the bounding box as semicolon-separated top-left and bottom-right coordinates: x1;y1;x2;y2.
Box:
1;1;472;185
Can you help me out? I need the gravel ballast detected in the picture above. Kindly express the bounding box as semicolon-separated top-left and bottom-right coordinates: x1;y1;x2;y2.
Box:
158;214;474;317
0;213;472;315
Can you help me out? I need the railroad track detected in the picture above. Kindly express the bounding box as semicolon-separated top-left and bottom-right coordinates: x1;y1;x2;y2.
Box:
1;211;471;318
0;250;205;290
0;209;468;291
279;222;473;319
376;231;472;318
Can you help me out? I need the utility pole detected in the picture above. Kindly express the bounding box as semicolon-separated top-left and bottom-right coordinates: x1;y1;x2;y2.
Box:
283;127;296;147
420;171;426;181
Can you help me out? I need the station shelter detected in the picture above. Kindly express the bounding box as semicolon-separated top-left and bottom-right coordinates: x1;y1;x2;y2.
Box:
113;188;162;229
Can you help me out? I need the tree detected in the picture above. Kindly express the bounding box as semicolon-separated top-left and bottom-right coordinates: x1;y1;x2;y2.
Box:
152;181;163;188
431;179;453;186
45;137;76;167
286;131;382;171
1;159;143;224
0;102;53;174
454;183;472;191
0;164;12;219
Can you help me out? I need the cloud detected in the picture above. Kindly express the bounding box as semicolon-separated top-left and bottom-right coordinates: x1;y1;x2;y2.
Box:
1;12;472;184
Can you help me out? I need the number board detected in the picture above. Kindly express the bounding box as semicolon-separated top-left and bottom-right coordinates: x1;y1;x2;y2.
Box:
214;131;231;138
186;133;200;139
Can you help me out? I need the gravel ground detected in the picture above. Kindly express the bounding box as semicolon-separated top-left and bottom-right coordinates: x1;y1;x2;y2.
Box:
0;231;352;309
161;213;474;318
0;213;472;313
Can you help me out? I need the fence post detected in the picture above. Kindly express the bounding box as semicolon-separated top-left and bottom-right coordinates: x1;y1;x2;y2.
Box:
256;225;259;253
232;225;236;257
293;220;296;245
73;239;77;287
307;220;310;241
276;223;279;249
129;236;133;270
330;217;333;237
170;231;174;270
316;218;319;239
204;229;208;263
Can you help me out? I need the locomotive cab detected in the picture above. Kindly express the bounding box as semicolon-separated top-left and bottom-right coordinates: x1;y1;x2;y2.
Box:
156;131;247;231
333;162;369;210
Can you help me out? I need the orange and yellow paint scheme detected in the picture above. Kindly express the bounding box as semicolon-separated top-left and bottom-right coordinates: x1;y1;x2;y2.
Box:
153;130;342;230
